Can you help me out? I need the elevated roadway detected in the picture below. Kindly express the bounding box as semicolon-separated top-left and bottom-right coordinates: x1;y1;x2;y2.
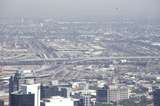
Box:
0;56;160;66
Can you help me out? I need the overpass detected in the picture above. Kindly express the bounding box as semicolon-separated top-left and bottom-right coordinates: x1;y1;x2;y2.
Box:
0;56;160;66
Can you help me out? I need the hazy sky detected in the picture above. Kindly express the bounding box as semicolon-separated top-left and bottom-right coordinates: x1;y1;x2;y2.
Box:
0;0;159;19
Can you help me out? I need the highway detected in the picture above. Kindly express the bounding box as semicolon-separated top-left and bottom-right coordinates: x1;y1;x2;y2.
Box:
0;56;160;66
26;38;58;59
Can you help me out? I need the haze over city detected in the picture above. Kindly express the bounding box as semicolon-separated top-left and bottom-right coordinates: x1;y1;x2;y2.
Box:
0;0;160;106
0;0;160;20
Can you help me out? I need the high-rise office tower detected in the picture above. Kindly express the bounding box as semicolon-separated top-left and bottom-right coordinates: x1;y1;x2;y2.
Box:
10;92;34;106
41;85;59;99
153;89;160;106
9;71;21;106
96;86;108;103
41;85;71;99
9;71;21;93
9;77;40;106
9;76;18;94
60;87;71;98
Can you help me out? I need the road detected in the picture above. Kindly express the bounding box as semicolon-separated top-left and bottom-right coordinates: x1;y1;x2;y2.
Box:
0;56;160;66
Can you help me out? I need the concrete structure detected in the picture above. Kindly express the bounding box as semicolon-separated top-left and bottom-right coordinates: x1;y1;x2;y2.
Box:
41;96;74;106
1;56;159;66
119;86;129;100
107;85;129;102
107;85;119;102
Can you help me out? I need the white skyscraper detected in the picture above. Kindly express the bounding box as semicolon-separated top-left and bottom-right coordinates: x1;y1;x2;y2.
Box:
21;83;41;106
41;96;74;106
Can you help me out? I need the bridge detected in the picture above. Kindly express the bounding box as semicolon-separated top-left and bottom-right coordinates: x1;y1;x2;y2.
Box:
0;56;160;66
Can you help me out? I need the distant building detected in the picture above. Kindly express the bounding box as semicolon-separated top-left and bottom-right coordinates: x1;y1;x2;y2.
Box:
0;99;4;106
107;85;129;102
10;92;34;106
59;87;71;98
107;85;119;102
119;96;147;106
153;89;160;106
74;98;84;106
96;86;108;103
81;95;91;106
41;85;71;99
119;86;129;100
41;85;59;99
